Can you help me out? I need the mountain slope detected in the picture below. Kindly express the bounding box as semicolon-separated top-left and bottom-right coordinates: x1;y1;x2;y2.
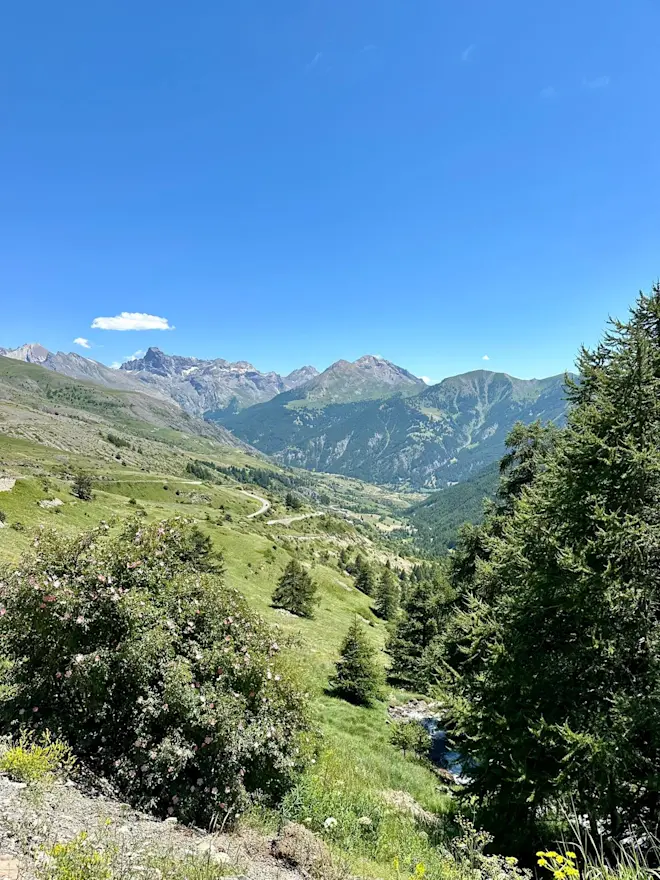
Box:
121;347;319;414
0;344;171;397
404;461;500;553
214;370;570;488
0;355;245;457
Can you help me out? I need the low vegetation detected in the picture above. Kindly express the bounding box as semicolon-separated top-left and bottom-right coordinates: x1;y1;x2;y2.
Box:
0;729;76;785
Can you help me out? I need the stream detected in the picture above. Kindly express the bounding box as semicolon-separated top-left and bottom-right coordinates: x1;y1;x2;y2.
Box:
389;699;467;781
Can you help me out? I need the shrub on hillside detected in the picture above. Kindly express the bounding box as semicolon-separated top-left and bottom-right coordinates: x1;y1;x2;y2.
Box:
0;518;313;825
72;473;93;501
0;729;76;785
0;510;5;524
390;720;431;760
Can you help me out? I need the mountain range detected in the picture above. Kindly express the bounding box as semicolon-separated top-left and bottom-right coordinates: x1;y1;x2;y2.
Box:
214;369;569;488
0;342;571;489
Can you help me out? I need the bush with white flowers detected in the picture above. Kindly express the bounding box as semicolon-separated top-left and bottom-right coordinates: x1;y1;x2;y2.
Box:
0;518;314;826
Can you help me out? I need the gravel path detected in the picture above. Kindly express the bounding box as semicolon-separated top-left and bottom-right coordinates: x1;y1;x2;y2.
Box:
0;776;307;880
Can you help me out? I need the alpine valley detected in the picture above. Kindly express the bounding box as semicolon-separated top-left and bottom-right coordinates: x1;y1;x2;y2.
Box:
0;342;570;491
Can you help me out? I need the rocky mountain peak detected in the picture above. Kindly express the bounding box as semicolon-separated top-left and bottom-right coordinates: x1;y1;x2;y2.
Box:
0;342;50;363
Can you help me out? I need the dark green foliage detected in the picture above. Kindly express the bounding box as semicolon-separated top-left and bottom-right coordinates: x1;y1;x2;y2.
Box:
0;518;312;826
332;618;383;707
185;460;217;482
0;510;5;524
403;464;499;554
440;287;660;850
387;577;450;689
354;562;376;597
272;559;318;619
374;568;399;620
390;720;431;760
72;472;93;501
285;492;303;511
106;432;131;450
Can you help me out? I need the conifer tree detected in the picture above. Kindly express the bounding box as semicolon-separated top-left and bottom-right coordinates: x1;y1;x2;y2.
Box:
374;567;399;620
332;618;383;706
442;286;660;849
387;578;445;688
354;561;376;596
271;559;318;619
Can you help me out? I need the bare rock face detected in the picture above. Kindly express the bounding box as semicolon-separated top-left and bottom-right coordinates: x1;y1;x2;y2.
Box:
121;348;319;415
0;344;49;364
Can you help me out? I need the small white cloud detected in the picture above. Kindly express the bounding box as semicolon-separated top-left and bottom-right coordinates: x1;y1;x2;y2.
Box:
421;376;440;385
73;337;91;349
482;355;490;361
540;86;557;99
91;312;174;331
306;51;322;71
583;75;610;89
126;349;145;361
110;362;122;370
461;44;475;62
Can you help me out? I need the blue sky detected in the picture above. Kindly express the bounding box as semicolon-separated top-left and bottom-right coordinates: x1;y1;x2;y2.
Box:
2;0;660;382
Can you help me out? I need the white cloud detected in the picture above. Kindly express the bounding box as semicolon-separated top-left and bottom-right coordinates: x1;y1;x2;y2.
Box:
421;376;440;385
91;312;174;331
73;337;91;349
461;44;475;62
482;355;490;361
110;362;122;370
110;350;145;370
583;75;610;89
540;86;557;99
307;51;322;71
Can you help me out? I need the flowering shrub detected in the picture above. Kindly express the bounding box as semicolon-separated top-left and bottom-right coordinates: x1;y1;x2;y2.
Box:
0;518;314;825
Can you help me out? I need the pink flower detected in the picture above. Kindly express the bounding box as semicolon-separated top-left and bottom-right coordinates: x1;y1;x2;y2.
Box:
32;707;39;713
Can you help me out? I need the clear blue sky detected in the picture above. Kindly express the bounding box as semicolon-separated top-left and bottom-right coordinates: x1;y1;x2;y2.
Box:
2;0;660;381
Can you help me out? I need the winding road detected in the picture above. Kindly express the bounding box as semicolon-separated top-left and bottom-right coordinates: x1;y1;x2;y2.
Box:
242;490;272;519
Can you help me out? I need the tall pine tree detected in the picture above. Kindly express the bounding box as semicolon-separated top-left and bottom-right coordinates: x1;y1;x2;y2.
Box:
374;567;399;620
332;618;383;706
354;561;376;596
442;287;660;851
271;559;318;619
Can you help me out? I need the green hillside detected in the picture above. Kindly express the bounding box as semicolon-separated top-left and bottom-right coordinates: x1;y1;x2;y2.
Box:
403;462;500;553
